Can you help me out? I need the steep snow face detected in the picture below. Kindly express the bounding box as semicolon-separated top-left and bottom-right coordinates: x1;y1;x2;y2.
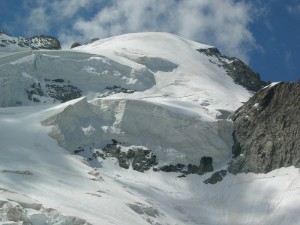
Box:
0;50;156;106
75;32;251;111
43;98;234;166
0;32;250;110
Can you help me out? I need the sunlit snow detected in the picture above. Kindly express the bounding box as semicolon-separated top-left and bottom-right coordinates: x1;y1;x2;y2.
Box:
0;32;298;225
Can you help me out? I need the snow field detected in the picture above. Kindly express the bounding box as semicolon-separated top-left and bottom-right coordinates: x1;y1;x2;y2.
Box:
1;102;300;224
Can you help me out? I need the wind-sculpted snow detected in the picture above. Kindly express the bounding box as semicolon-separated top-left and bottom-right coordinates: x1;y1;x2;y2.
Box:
120;55;178;73
43;97;234;166
0;50;157;106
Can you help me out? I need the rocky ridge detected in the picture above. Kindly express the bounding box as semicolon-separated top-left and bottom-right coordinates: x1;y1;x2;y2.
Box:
0;32;61;50
198;48;268;92
228;82;300;174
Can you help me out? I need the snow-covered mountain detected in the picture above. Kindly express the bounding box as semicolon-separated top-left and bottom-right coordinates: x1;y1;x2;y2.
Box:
0;32;299;225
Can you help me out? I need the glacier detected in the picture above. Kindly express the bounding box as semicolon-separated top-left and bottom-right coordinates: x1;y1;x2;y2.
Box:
0;32;299;225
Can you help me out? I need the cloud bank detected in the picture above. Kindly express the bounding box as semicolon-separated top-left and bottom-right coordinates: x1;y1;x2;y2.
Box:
24;0;257;62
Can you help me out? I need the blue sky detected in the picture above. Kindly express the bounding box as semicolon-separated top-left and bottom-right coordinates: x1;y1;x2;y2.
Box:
0;0;299;82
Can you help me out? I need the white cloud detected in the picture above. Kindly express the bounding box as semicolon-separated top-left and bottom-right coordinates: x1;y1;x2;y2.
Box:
26;7;50;34
25;0;98;35
70;0;257;62
24;0;258;62
287;3;300;16
175;0;256;62
51;0;96;18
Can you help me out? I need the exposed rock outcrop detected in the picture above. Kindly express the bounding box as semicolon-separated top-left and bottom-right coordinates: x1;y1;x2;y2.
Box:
71;42;81;49
25;79;82;104
70;38;99;48
228;82;300;174
97;85;136;98
29;35;61;50
74;140;215;176
204;170;227;184
198;48;268;92
154;156;214;176
0;33;61;50
87;38;99;44
95;141;157;172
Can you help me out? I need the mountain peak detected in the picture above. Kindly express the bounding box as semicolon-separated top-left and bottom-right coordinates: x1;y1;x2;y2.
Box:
2;32;293;225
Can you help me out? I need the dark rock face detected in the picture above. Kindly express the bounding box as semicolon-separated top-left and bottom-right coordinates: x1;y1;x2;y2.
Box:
97;85;136;98
70;42;81;49
155;156;214;176
100;141;157;172
87;38;99;44
158;164;185;172
228;82;300;174
92;140;214;176
25;79;81;103
187;156;214;175
198;48;268;92
204;170;227;184
25;83;44;103
131;149;157;172
199;156;213;173
46;84;81;102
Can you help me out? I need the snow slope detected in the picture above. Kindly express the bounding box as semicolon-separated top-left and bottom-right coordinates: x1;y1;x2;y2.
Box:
1;102;300;225
0;32;251;166
1;32;299;225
